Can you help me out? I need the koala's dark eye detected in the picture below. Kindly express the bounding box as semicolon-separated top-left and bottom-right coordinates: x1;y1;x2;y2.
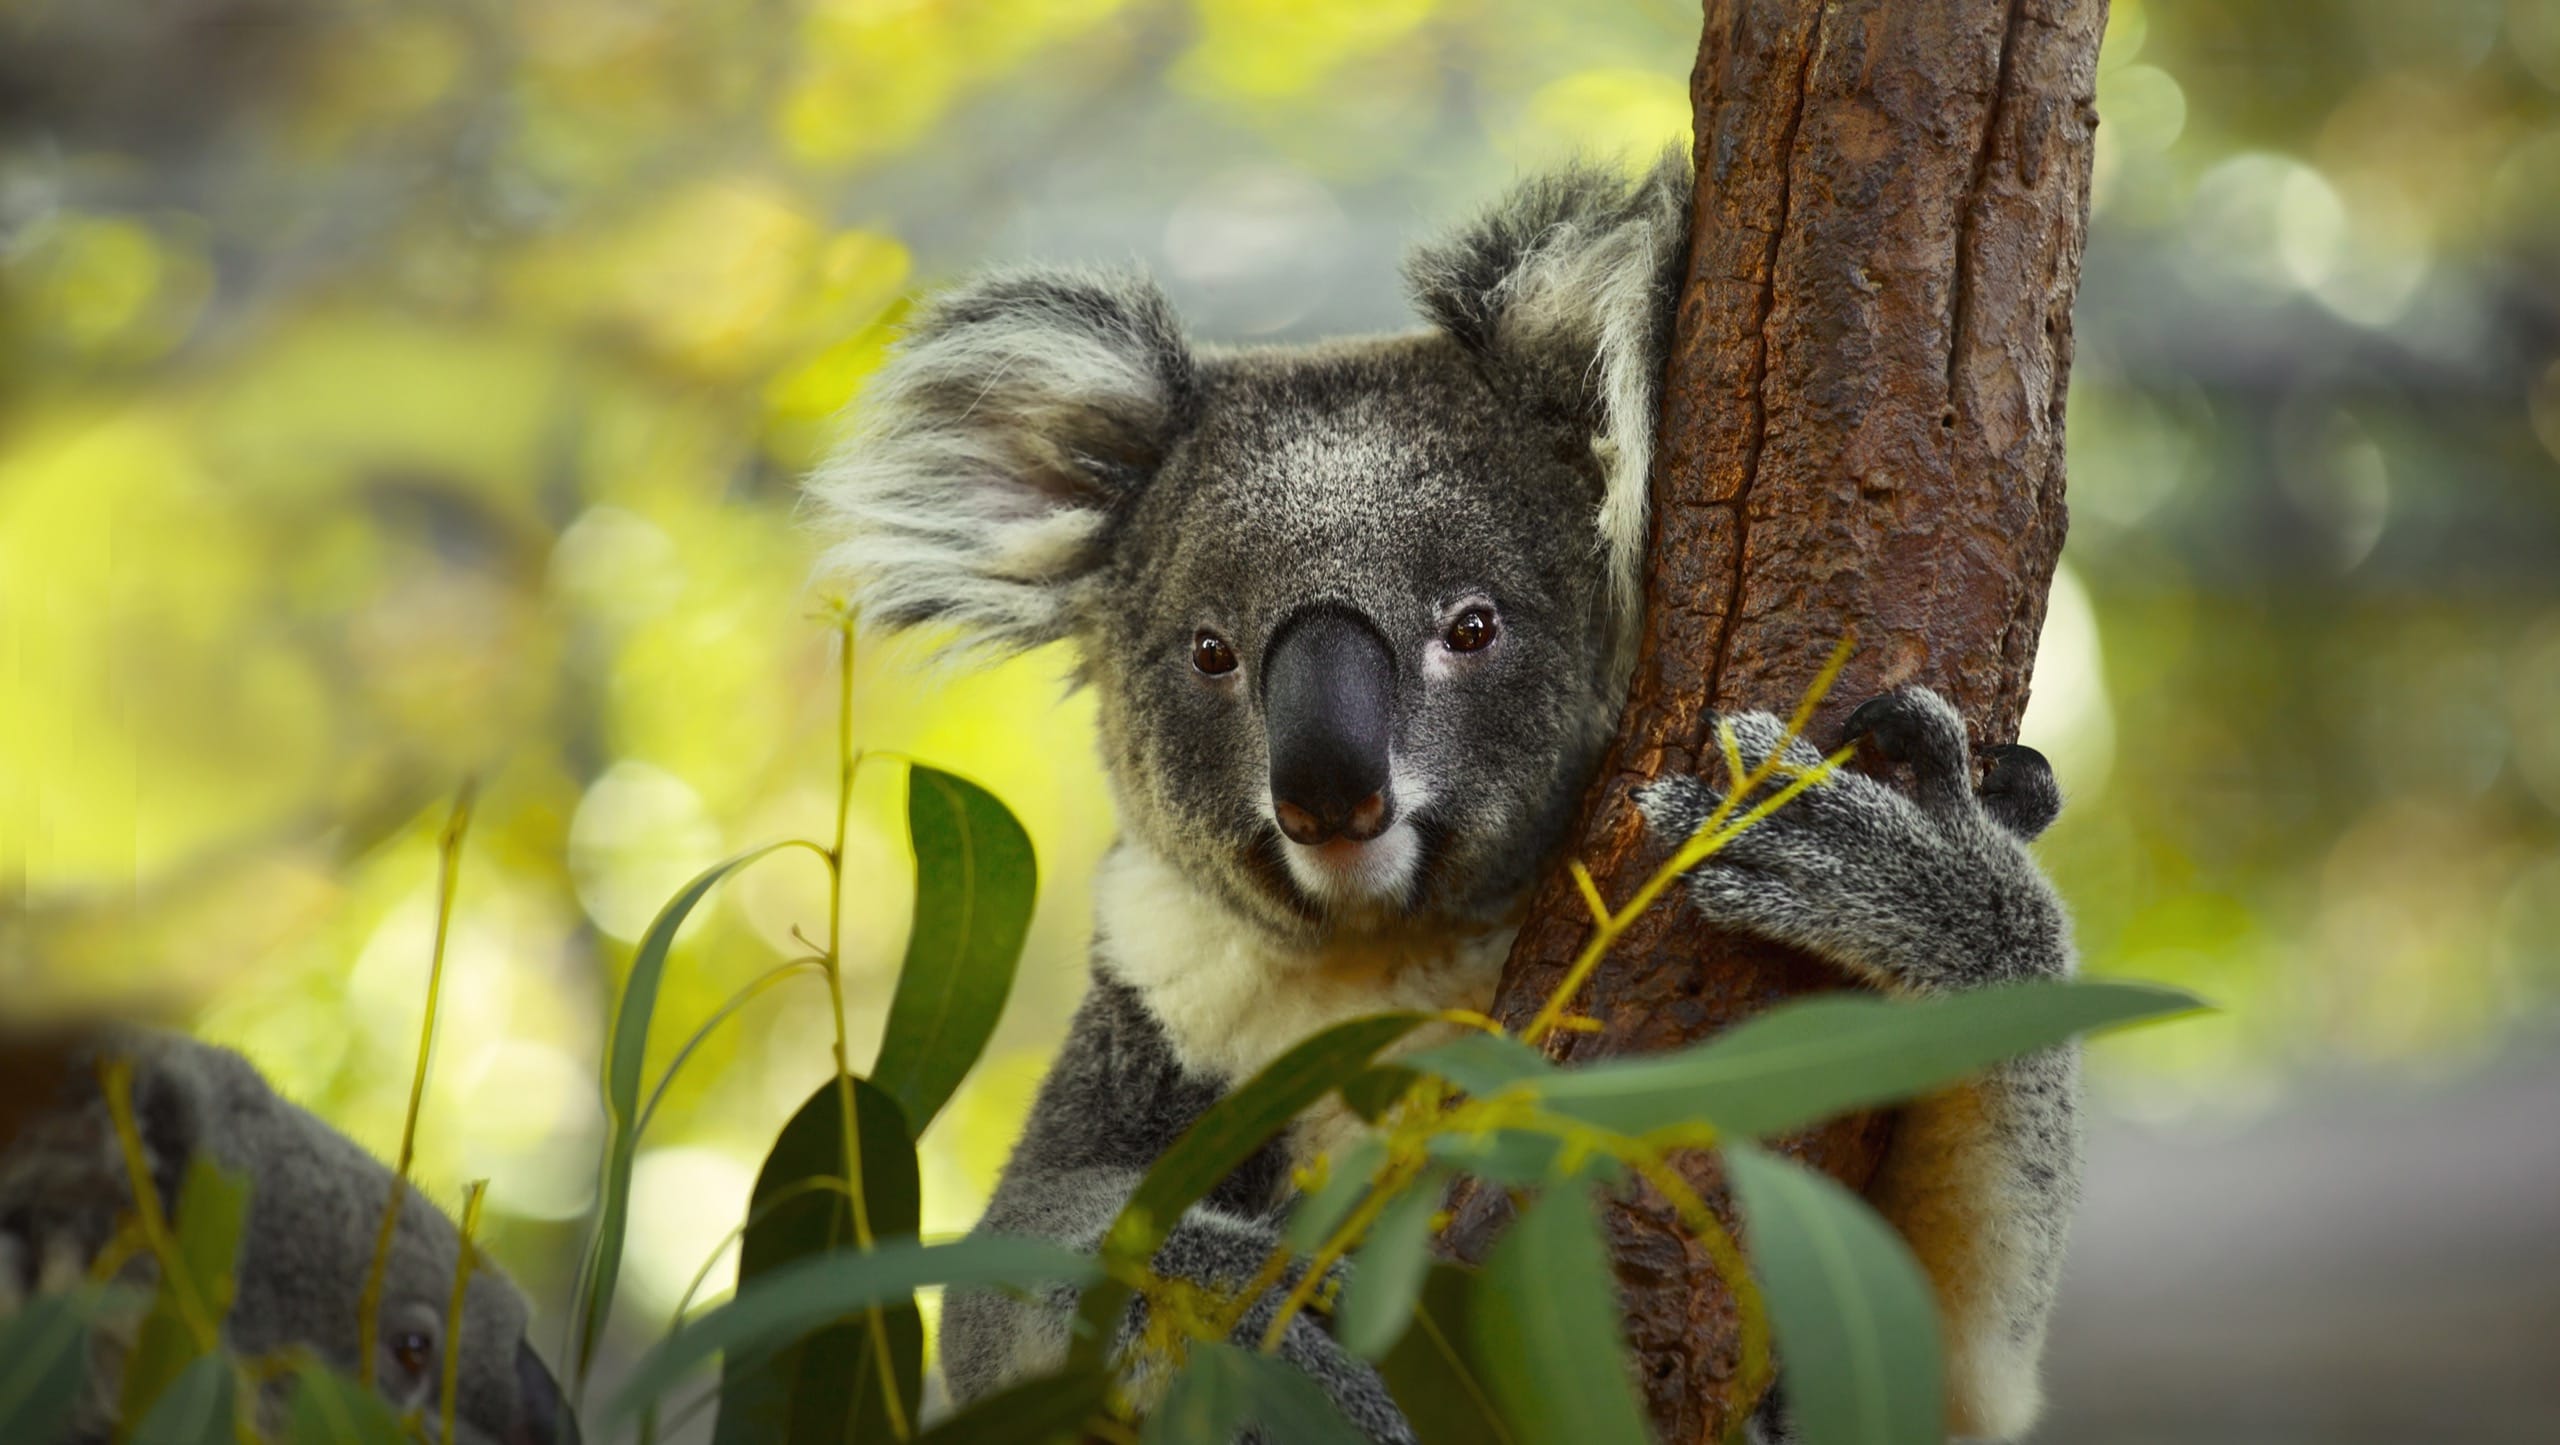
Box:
1444;607;1498;654
1193;631;1238;676
390;1330;436;1379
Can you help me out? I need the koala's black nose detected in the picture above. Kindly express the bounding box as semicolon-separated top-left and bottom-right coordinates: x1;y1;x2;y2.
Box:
512;1340;580;1445
1264;605;1396;846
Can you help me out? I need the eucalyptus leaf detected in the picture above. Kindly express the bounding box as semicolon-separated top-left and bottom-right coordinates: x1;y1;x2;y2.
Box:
1375;1267;1516;1445
120;1155;249;1428
1284;1137;1387;1255
127;1353;235;1445
1424;1129;1619;1189
1532;980;2200;1140
913;1368;1113;1444
0;1288;112;1444
1073;1012;1429;1364
1338;1065;1425;1123
1471;1188;1650;1445
714;1075;921;1445
1337;1167;1448;1359
285;1362;414;1445
872;765;1038;1134
1401;1033;1553;1097
576;841;804;1386
1726;1144;1942;1445
1146;1343;1370;1445
608;1235;1094;1424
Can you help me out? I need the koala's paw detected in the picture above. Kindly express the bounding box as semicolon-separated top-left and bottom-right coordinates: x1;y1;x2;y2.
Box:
1977;744;2062;841
1634;688;2069;992
1843;688;2064;842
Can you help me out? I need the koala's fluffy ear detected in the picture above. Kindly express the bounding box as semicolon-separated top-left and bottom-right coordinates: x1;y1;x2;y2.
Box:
808;267;1197;658
1404;154;1691;634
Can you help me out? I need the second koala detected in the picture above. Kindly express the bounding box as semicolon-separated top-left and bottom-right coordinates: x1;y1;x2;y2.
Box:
0;1026;579;1445
813;159;2079;1442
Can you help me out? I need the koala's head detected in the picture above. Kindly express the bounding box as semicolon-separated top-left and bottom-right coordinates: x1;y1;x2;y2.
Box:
0;1029;577;1445
814;161;1687;941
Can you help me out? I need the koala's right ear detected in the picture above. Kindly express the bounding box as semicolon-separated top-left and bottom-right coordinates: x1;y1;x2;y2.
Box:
808;268;1196;659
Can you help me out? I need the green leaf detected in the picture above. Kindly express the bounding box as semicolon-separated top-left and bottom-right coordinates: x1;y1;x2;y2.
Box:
1424;1130;1620;1189
1338;1065;1425;1123
1110;1013;1429;1265
1401;1033;1553;1097
1725;1144;1942;1445
126;1353;235;1445
1375;1267;1516;1445
872;766;1038;1134
1073;1012;1429;1364
1531;980;2201;1140
1145;1343;1369;1445
912;1369;1113;1444
1337;1167;1448;1359
575;842;802;1386
0;1288;116;1443
120;1155;250;1428
1283;1137;1386;1254
714;1075;922;1445
1471;1188;1650;1445
607;1235;1095;1424
285;1362;414;1445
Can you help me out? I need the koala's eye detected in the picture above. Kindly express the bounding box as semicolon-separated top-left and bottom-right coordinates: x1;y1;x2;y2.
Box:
390;1329;436;1380
1444;607;1498;654
1193;631;1239;676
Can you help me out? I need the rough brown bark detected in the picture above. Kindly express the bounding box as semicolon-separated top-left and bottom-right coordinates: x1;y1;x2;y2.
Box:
1437;2;2103;1439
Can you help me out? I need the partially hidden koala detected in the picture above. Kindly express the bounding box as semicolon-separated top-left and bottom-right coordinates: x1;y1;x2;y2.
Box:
811;158;2079;1442
0;1025;579;1445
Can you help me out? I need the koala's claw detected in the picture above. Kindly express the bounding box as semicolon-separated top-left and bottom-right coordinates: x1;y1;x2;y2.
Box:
1841;687;1974;811
1979;743;2062;841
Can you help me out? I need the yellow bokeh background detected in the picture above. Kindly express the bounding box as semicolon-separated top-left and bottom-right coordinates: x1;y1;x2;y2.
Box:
6;0;2559;1396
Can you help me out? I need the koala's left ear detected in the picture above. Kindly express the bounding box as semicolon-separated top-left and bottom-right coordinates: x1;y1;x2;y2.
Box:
1404;153;1690;633
809;266;1196;660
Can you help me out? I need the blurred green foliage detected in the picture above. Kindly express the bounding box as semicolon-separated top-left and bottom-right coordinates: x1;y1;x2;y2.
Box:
3;0;2556;1360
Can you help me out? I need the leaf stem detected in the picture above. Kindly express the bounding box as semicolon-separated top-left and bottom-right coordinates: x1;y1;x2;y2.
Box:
441;1180;490;1445
821;608;912;1442
97;1058;218;1351
359;781;475;1389
633;956;829;1141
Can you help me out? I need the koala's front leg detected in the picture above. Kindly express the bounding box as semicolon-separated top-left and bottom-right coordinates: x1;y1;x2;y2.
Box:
1638;688;2080;1442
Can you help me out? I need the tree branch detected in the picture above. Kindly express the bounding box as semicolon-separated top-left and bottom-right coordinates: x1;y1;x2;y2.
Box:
1439;2;2104;1437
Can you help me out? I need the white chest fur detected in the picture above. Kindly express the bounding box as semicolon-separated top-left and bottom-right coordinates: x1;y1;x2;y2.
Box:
1093;845;1514;1167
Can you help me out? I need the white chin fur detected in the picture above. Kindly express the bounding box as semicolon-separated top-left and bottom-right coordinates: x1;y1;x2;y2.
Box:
1279;821;1422;911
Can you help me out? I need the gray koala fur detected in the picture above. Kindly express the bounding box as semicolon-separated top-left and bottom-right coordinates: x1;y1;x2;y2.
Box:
812;156;2080;1443
0;1026;577;1445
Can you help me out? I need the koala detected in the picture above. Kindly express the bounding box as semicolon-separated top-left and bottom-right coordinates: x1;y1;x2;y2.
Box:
811;157;2079;1443
0;1025;579;1445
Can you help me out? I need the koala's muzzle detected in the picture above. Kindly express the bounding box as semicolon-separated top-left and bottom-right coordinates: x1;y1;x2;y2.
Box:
1264;606;1396;846
511;1340;580;1445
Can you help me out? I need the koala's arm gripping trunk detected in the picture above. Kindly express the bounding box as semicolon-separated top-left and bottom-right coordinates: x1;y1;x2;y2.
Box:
1436;3;2105;1439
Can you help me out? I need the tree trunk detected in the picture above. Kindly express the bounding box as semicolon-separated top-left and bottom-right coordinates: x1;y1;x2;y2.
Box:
1438;2;2103;1439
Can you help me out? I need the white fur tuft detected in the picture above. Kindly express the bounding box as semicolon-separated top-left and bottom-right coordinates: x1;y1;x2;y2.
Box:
805;267;1193;659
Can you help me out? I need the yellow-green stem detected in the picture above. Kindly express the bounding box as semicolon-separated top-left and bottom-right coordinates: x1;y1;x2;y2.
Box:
440;1181;489;1445
822;611;911;1441
360;784;474;1389
97;1058;219;1350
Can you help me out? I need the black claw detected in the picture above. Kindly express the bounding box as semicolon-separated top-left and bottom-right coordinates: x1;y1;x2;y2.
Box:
1837;695;1904;754
1839;687;1971;799
1979;743;2063;840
